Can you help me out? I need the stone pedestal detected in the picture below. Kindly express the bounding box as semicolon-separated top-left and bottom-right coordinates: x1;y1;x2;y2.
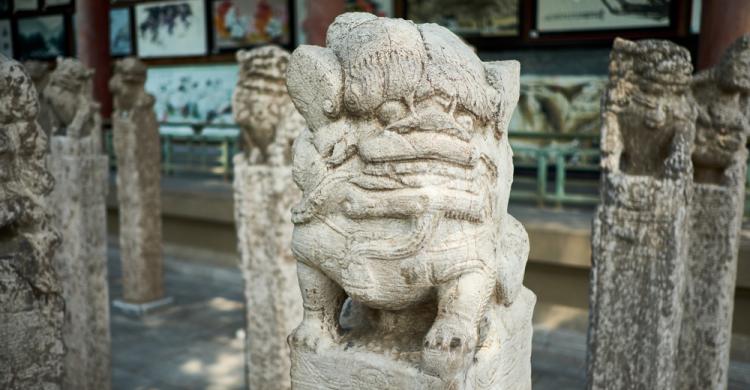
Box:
676;35;750;390
290;288;535;390
587;38;696;390
48;135;110;390
233;157;302;390
110;58;165;306
0;55;64;390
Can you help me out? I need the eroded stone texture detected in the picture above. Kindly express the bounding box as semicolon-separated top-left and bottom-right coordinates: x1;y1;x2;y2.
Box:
109;57;164;303
0;55;64;389
232;45;305;390
45;58;111;390
286;13;535;389
587;39;697;390
677;35;750;390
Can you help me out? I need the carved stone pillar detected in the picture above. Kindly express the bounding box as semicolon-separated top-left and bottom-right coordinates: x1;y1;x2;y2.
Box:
42;58;111;390
587;39;697;389
286;13;535;389
677;35;750;390
231;46;305;390
109;58;168;312
0;55;64;390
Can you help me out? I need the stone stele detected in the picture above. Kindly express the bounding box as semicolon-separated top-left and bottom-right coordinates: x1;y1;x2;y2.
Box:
109;57;165;305
44;58;111;390
286;13;536;390
587;38;697;390
231;45;305;390
0;55;64;389
677;34;750;390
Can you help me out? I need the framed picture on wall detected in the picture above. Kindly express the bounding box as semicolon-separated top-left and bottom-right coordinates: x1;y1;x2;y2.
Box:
406;0;519;37
14;0;38;11
294;0;393;46
16;14;66;59
0;1;10;14
0;19;12;58
212;0;290;50
536;0;671;33
45;0;72;7
135;0;207;58
110;7;132;56
145;64;237;124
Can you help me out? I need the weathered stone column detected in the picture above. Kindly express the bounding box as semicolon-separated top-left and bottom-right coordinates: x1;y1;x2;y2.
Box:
677;35;750;390
0;55;64;389
587;39;697;390
109;58;168;313
42;58;111;390
231;46;305;390
286;13;535;389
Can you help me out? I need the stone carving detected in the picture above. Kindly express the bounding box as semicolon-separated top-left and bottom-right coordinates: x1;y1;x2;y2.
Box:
23;60;53;134
232;45;305;166
109;57;166;306
286;13;535;389
44;58;111;390
677;34;750;390
231;45;305;390
0;55;64;389
588;38;697;389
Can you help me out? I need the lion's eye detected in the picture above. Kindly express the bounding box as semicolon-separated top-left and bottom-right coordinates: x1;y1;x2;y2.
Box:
377;101;408;126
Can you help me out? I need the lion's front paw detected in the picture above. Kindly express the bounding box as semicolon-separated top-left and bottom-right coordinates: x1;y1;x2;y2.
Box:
288;320;335;352
421;318;478;379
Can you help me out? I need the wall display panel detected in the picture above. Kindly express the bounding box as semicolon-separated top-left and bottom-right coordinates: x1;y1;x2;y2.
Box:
17;14;66;59
295;0;393;45
212;0;290;50
45;0;71;6
110;7;132;56
0;19;11;58
135;0;207;58
14;0;38;11
407;0;518;37
0;0;9;14
537;0;671;33
145;64;237;124
690;0;700;34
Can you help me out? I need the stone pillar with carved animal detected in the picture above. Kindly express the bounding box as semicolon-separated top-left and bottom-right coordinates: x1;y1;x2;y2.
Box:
587;39;697;390
109;57;170;315
0;55;64;390
286;13;536;390
43;58;111;390
677;35;750;390
231;45;305;390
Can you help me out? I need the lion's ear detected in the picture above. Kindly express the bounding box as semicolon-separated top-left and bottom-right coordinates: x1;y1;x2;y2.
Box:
484;60;520;129
287;45;343;132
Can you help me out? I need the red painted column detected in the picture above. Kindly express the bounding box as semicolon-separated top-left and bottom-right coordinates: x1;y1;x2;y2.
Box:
76;0;112;118
697;0;750;70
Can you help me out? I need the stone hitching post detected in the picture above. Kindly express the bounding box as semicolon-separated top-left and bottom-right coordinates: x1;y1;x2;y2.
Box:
42;58;111;390
109;58;171;314
286;13;536;389
0;56;64;389
587;39;697;389
677;35;750;390
231;45;305;390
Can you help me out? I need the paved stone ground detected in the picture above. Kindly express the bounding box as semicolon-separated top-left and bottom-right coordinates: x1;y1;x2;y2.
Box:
109;247;750;390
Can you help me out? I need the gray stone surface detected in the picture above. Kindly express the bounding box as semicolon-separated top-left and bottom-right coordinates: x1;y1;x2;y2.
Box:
109;57;164;304
45;58;111;390
286;13;534;389
677;34;750;390
0;55;64;389
587;38;697;389
231;45;305;390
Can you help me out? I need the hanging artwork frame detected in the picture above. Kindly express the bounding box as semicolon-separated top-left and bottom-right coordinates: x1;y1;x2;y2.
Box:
135;0;207;58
